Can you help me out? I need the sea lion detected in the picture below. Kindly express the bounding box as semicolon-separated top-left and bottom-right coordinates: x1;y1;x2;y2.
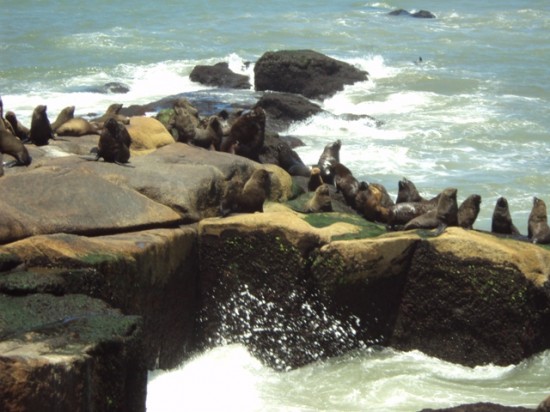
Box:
404;187;458;233
388;193;440;227
230;106;266;161
304;184;332;213
396;177;427;203
355;182;393;223
308;167;324;192
56;117;100;136
29;105;55;146
0;154;4;177
0;129;32;166
91;103;130;128
457;194;482;229
491;197;520;235
0;96;12;133
50;105;75;132
333;162;359;208
95;118;131;164
220;169;271;216
276;142;310;177
528;197;550;244
192;115;224;150
170;105;197;143
5;111;30;142
316;139;341;185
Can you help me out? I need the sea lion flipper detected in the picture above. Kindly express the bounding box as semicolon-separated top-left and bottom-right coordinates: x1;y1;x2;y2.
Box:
434;223;448;236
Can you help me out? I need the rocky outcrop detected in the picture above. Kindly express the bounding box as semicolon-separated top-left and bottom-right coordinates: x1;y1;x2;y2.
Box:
199;210;550;369
254;50;368;99
419;403;534;411
190;62;251;89
0;293;145;412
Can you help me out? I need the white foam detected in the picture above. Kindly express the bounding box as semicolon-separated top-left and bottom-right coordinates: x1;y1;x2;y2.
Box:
147;344;266;412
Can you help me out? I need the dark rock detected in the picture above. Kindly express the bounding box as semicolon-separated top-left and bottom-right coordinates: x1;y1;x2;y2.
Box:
190;62;251;89
254;50;368;100
256;91;323;132
389;9;436;18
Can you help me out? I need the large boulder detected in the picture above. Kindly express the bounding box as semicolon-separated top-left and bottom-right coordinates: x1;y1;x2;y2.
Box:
254;50;369;99
0;167;183;244
190;62;251;89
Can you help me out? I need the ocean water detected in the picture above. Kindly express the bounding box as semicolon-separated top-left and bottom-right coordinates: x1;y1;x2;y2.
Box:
2;1;550;410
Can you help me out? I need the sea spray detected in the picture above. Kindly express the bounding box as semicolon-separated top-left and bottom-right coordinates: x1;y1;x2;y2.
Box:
198;281;370;371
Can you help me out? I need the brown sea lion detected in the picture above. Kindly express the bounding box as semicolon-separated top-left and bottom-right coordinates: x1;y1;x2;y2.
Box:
389;192;440;227
50;105;75;131
491;197;520;235
308;167;324;192
355;182;393;223
56;118;100;136
276;142;310;177
528;197;550;244
5;111;30;142
396;177;427;203
404;187;458;233
304;184;332;213
0;129;32;166
0;96;13;133
220;169;271;216
457;194;482;229
91;103;130;128
192;115;224;150
0;153;4;177
29;105;55;146
333;162;360;208
538;395;550;412
231;106;266;161
316;139;341;185
170;105;198;143
95;118;131;164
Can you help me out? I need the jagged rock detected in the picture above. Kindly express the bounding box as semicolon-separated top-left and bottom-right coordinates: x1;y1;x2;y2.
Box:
0;293;145;412
254;50;369;99
190;62;251;89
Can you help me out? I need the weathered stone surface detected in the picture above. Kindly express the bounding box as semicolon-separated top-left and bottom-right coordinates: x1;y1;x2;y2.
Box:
0;142;294;231
254;50;368;99
190;62;251;89
0;167;183;244
0;293;145;412
1;227;199;370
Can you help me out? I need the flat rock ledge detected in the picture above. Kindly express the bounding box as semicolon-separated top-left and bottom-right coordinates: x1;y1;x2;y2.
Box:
1;137;550;410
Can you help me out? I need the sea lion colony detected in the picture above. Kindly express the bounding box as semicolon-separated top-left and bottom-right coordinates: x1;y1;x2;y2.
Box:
0;95;548;243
